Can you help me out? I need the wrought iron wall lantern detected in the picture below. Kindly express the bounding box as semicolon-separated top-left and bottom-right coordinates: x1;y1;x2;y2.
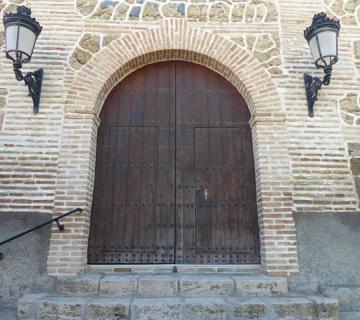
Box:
3;6;43;113
304;12;340;117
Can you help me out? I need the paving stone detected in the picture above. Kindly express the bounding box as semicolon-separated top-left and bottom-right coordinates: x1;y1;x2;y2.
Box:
268;297;317;320
184;298;227;320
99;275;138;296
56;273;102;295
130;298;182;320
229;297;267;319
233;275;288;296
37;296;87;320
138;275;178;296
87;298;130;320
180;276;234;297
322;286;360;311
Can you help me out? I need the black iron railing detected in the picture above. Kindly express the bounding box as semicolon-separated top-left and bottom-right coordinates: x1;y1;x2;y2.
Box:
0;207;83;260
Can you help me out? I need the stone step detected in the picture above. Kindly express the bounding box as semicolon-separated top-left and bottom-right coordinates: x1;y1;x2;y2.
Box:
87;264;262;274
55;273;288;297
321;286;360;312
341;311;360;320
0;307;17;320
17;294;339;320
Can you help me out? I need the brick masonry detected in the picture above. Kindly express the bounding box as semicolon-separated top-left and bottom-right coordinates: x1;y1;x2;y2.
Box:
0;0;359;276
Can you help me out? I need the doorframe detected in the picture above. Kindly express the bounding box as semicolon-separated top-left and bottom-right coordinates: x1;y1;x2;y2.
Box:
47;20;299;277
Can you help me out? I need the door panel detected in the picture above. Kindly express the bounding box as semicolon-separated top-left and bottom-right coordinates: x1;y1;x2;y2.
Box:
88;62;176;264
88;61;260;265
194;128;260;263
175;62;260;264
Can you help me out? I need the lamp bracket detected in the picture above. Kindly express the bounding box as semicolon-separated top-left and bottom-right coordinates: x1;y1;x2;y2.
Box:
304;66;332;117
13;63;43;113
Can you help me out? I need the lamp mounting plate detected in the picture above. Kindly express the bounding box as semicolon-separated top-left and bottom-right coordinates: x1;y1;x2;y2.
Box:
24;68;43;113
304;73;323;117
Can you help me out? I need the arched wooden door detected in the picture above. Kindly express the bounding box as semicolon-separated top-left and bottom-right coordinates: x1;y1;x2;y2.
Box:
88;61;260;264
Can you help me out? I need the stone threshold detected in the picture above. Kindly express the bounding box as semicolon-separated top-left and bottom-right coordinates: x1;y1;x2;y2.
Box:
87;263;261;274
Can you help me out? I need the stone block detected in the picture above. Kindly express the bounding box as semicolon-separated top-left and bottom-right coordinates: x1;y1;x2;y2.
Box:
348;143;360;157
307;296;339;320
269;297;317;319
350;158;360;175
56;273;102;295
69;48;92;70
129;6;141;20
138;275;178;296
114;3;129;20
355;177;360;198
229;297;267;319
87;298;130;320
37;296;87;320
180;276;234;297
184;298;226;320
131;298;182;320
77;0;97;16
162;3;185;17
187;4;208;22
209;3;229;22
233;275;288;296
99;275;138;296
341;311;360;320
321;286;360;311
142;2;160;21
17;293;46;319
79;34;100;53
340;93;360;115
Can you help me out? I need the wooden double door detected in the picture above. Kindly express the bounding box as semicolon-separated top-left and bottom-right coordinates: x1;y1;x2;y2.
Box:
88;61;260;265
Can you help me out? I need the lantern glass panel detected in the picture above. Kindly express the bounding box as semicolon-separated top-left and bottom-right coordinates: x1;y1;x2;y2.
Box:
317;29;337;64
309;36;321;65
5;25;19;61
17;25;36;62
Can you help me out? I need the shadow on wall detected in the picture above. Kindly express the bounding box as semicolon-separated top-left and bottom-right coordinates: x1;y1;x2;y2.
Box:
0;212;55;308
289;212;360;294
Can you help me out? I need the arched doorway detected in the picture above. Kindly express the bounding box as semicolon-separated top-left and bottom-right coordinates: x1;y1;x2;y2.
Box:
87;61;260;265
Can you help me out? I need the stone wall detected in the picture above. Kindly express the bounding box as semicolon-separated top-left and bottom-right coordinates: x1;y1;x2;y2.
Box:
289;212;360;293
348;143;360;199
0;0;359;275
75;0;278;23
0;212;55;307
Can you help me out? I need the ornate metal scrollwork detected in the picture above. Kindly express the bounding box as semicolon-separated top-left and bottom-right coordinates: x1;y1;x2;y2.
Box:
13;63;43;113
304;65;332;117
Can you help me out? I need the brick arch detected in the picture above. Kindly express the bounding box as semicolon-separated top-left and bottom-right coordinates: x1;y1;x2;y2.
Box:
48;19;298;277
65;19;283;118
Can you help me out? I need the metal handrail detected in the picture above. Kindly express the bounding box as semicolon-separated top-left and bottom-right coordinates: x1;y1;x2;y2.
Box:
0;207;83;260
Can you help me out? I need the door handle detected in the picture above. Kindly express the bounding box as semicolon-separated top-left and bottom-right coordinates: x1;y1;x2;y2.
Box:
203;188;209;201
196;182;209;201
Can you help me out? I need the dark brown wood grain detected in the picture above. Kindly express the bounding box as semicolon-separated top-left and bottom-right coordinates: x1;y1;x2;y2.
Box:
88;61;260;264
